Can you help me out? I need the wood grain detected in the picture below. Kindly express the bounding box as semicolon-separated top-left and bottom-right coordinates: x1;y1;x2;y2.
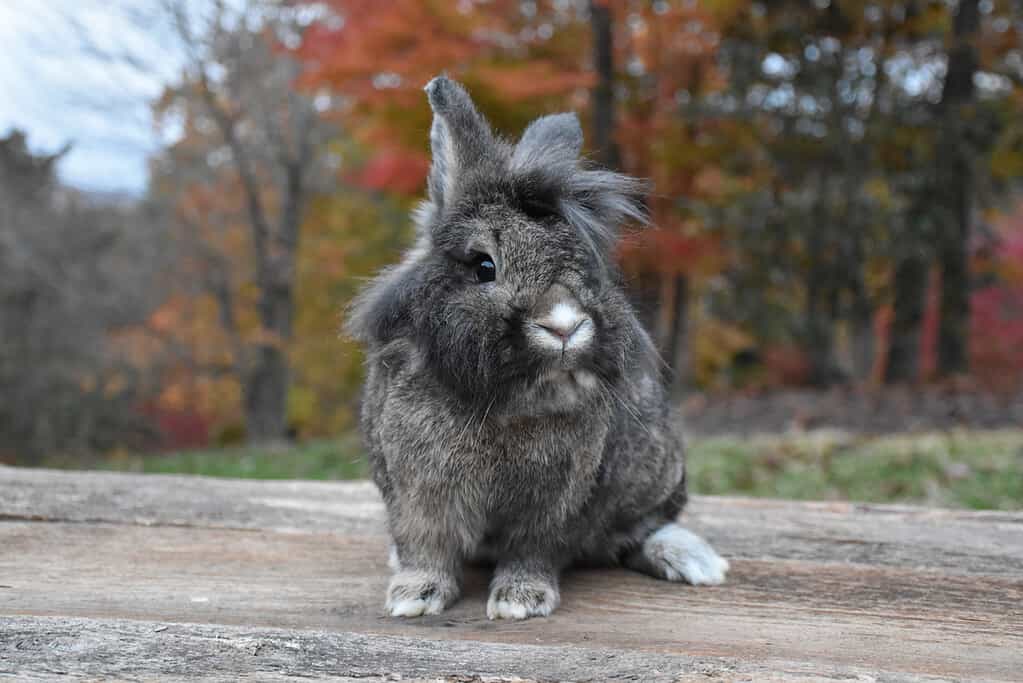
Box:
1;465;1021;682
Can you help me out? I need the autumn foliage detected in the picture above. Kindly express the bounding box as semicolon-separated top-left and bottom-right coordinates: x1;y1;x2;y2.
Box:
125;0;1023;447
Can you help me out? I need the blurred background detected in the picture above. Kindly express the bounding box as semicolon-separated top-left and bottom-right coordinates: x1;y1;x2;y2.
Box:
2;0;1022;508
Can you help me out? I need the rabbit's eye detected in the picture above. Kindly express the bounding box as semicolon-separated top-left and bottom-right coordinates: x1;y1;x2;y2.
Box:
473;254;496;283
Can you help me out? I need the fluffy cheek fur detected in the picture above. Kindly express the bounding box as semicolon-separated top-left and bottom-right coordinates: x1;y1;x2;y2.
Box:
422;292;626;416
418;275;641;417
580;289;633;385
420;288;522;405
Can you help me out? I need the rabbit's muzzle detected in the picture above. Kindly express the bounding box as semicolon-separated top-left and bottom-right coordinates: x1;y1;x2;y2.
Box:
523;283;595;361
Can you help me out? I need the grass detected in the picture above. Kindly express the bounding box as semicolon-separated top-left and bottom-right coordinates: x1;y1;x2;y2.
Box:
687;429;1023;510
55;434;368;481
41;429;1023;510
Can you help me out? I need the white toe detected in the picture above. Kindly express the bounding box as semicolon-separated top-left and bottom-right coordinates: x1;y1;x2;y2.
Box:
487;599;529;620
486;588;558;620
387;595;443;617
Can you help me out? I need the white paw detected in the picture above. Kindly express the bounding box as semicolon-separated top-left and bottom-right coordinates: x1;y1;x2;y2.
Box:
384;570;456;617
643;523;729;585
486;581;559;620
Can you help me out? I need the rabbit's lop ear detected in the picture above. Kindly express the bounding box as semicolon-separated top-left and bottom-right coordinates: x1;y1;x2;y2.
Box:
424;76;494;208
512;112;583;170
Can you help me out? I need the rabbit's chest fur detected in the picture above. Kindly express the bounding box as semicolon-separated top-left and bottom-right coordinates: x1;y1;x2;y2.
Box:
363;356;612;556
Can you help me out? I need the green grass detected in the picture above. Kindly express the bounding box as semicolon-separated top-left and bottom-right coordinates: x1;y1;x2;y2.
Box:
52;434;368;481
42;429;1023;510
688;429;1023;510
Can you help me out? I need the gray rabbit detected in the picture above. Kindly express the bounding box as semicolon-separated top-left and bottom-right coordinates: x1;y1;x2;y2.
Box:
347;76;728;620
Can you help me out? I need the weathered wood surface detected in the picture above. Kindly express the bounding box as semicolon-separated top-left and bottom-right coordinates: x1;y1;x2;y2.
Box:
1;466;1021;682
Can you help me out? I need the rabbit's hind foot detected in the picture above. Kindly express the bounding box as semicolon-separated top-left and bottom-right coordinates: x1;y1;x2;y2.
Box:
627;523;729;586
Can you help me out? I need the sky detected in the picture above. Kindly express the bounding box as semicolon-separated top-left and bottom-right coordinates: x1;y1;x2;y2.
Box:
0;0;184;195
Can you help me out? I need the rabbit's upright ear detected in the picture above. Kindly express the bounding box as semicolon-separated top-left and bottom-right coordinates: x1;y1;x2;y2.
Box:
512;111;648;266
512;113;583;171
424;76;495;209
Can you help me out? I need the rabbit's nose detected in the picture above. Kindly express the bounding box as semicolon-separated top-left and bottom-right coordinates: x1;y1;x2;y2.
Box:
538;319;583;342
537;304;585;340
531;302;594;350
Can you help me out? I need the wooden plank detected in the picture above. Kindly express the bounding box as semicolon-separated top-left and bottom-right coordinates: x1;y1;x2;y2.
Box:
2;521;1021;680
0;615;961;683
0;466;386;534
2;465;1021;576
1;466;1022;681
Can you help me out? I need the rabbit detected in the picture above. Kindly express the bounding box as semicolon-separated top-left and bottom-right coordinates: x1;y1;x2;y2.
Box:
346;76;728;620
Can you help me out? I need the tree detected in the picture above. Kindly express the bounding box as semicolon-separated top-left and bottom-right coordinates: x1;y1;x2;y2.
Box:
702;0;1022;388
934;0;980;376
298;0;593;192
885;0;1019;382
0;130;167;460
705;1;894;385
608;1;726;391
590;0;620;169
153;0;335;442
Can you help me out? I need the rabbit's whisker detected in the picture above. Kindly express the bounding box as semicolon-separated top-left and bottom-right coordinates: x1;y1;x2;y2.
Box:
476;395;498;441
599;377;655;442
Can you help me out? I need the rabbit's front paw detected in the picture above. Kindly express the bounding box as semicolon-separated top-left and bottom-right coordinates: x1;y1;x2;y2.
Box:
487;570;560;620
385;570;459;617
636;523;729;585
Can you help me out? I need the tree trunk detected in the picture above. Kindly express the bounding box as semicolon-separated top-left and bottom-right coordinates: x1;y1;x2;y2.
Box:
804;182;839;387
885;251;927;384
805;263;838;386
936;189;970;375
849;279;875;382
936;0;979;376
843;198;874;381
245;235;298;444
244;343;289;443
590;1;620;170
662;274;690;395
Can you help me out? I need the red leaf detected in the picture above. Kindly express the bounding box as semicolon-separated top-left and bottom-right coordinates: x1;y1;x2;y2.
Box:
355;150;429;194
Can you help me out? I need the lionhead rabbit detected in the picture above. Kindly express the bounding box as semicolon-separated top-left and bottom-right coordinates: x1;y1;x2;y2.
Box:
347;76;728;620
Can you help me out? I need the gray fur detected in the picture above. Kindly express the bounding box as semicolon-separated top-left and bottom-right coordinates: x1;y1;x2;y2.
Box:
347;76;726;620
512;112;583;169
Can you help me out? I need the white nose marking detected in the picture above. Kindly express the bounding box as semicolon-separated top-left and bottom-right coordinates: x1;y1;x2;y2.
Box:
532;302;593;350
545;303;584;338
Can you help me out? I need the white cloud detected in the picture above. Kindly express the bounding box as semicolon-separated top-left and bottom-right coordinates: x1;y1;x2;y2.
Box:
0;0;187;194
